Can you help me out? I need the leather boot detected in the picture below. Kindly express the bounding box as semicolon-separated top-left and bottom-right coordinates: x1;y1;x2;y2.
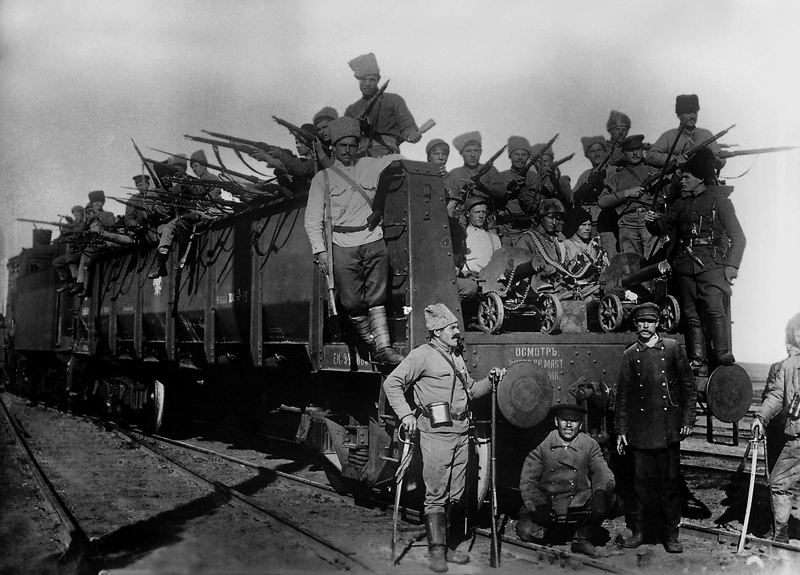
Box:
571;526;597;557
349;315;373;358
621;519;646;549
425;513;448;573
774;522;789;544
707;315;735;365
662;526;683;553
445;500;470;564
367;306;405;365
685;321;708;376
148;250;169;279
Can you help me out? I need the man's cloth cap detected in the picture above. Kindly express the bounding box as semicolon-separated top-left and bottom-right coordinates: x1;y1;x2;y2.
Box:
349;52;380;78
621;134;645;151
299;123;317;138
88;190;105;203
631;302;661;322
606;110;631;131
426;138;450;157
507;136;532;155
71;205;85;213
675;94;700;114
681;147;716;181
530;142;554;158
453;131;482;154
132;175;150;183
464;195;489;213
580;136;607;156
425;303;458;331
551;403;587;420
313;107;339;125
328;117;361;144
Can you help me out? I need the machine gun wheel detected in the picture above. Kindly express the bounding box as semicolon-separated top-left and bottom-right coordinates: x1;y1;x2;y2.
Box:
659;295;681;333
537;294;562;334
598;294;624;332
478;292;505;334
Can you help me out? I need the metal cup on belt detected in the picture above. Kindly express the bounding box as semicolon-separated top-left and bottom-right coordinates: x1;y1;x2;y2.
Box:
426;401;452;426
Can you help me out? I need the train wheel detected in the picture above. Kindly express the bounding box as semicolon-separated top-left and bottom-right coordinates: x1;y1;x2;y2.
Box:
538;294;562;334
477;292;505;334
660;295;681;333
598;294;624;332
142;379;165;434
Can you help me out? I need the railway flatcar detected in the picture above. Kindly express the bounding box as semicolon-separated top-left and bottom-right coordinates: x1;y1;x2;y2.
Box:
4;160;750;501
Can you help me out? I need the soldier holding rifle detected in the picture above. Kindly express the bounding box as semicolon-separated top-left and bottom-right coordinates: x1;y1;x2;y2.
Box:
345;53;421;157
492;136;540;246
646;94;726;171
73;190;117;297
53;205;86;292
645;148;746;375
523;142;573;212
572;136;619;256
443;131;506;210
304;117;405;365
383;303;503;572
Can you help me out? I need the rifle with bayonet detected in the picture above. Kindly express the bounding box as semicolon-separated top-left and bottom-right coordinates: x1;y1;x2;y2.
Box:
16;218;73;227
272;116;317;149
199;130;284;155
150;146;267;185
506;134;560;195
572;133;623;206
461;144;508;202
717;145;797;159
131;138;165;189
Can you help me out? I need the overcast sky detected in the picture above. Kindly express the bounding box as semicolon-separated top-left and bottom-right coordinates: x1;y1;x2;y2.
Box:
1;0;798;363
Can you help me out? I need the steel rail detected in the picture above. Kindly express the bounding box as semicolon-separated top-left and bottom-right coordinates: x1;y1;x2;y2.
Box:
112;425;374;572
0;397;104;572
680;521;800;555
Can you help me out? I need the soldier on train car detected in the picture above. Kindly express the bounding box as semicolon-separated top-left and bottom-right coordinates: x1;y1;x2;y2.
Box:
54;204;86;293
73;190;117;297
304;116;405;365
598;135;660;257
751;311;800;543
517;403;617;558
521;143;572;213
492;136;539;246
123;175;161;245
645;94;726;171
605;110;631;167
645;148;746;375
443;131;506;207
344;53;421;158
615;302;696;553
313;107;338;169
383;303;502;572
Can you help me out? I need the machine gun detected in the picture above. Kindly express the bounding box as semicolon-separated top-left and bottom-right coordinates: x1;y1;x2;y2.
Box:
272;116;317;149
16;218;71;227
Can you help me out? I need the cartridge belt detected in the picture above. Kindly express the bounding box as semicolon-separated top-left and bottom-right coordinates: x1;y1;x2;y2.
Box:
332;224;369;233
681;237;712;247
419;409;469;422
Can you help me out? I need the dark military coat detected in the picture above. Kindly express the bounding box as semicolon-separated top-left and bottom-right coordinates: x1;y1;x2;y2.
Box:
615;336;696;449
646;186;745;275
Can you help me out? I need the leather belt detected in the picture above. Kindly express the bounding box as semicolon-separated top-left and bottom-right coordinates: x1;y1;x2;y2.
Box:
420;410;469;422
634;207;648;213
682;237;712;247
332;224;368;233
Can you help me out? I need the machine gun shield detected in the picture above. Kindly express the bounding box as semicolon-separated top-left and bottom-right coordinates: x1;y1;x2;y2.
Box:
497;362;552;428
706;364;752;423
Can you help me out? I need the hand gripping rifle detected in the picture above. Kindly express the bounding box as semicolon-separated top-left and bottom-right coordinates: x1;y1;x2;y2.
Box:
272;116;317;149
357;80;390;123
462;144;508;203
506;133;560;194
572;133;623;206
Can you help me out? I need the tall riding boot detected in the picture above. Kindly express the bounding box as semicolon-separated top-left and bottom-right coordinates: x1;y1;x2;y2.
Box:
708;315;735;366
148;249;170;279
445;501;470;564
425;512;448;573
685;321;708;376
774;521;790;544
350;314;373;358
367;306;405;365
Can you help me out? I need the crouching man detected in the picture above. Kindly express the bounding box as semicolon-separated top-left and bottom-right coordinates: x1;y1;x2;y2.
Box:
517;403;616;557
383;303;503;572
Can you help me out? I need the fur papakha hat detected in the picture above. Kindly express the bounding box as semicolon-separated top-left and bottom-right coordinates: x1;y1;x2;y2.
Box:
453;131;482;154
313;107;339;125
190;150;207;163
606;110;631;131
675;94;700;114
507;136;532;155
530;142;555;159
425;303;458;331
328;117;361;144
87;190;105;203
580;136;608;156
348;53;380;78
681;147;716;182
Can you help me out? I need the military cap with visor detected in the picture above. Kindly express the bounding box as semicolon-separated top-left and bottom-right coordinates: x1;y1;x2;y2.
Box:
551;403;587;419
631;302;661;322
621;134;645;151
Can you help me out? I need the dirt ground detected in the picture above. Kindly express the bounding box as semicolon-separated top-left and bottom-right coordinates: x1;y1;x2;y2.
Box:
2;390;800;575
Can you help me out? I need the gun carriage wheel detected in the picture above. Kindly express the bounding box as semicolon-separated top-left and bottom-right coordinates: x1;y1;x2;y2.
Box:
477;292;505;334
659;295;681;333
598;293;624;332
536;293;562;334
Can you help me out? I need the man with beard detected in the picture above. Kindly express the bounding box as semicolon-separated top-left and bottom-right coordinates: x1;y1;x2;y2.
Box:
598;135;660;257
645;94;726;171
517;403;616;558
304;117;405;364
645;148;745;375
521;143;573;213
492;136;539;246
444;131;506;206
615;302;696;553
344;53;421;157
383;303;502;572
572;136;618;256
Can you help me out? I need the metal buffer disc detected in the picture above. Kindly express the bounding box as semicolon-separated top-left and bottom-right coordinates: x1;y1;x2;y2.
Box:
707;364;753;423
497;362;553;428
